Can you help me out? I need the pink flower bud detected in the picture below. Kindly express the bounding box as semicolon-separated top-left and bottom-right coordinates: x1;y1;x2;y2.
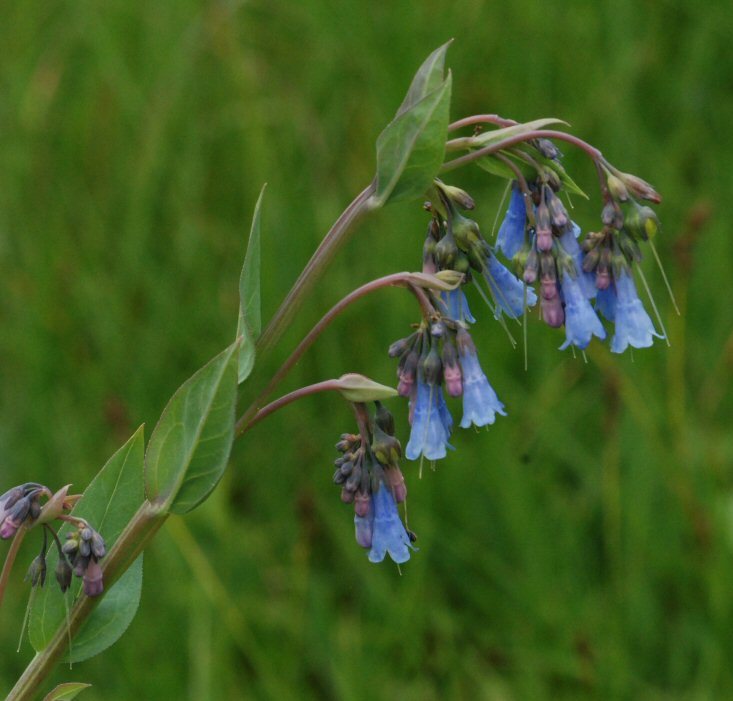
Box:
536;230;553;252
595;270;611;290
540;276;558;300
354;491;371;518
444;363;463;397
386;469;407;503
541;295;565;327
83;559;104;597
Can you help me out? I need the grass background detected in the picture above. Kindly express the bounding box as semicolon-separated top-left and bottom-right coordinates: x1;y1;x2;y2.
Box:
1;1;732;699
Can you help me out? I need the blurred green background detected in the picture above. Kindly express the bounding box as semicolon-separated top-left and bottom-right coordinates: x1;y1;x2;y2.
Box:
1;0;731;699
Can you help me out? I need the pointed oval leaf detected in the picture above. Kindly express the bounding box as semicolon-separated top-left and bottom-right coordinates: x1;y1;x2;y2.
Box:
396;40;452;116
145;340;239;514
374;73;452;206
30;426;145;660
471;118;569;148
43;682;92;701
237;185;266;383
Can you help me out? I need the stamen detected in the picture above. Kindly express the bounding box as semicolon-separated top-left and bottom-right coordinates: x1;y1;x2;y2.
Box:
648;238;680;315
523;284;529;371
636;266;671;347
491;181;511;240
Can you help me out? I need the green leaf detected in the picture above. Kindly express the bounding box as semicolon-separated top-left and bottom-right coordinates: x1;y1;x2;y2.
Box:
30;426;145;662
475;153;522;181
145;340;239;514
396;40;452;116
43;682;92;701
373;72;452;206
237;184;266;383
471;118;568;148
540;156;589;199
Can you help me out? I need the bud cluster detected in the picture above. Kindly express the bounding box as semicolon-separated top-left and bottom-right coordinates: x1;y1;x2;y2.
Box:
61;522;107;596
1;482;108;597
0;484;44;540
332;403;414;564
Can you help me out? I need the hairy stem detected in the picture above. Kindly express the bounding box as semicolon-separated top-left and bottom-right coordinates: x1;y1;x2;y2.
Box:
256;181;377;356
6;501;168;701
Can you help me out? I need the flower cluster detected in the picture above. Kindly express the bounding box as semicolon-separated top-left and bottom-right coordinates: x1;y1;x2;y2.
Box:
499;168;664;353
332;402;415;564
0;482;107;597
61;522;107;596
390;318;505;463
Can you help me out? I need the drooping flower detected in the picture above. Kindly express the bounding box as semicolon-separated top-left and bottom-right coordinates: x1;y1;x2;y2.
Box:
608;270;664;353
485;253;537;319
559;272;606;350
441;288;476;324
496;183;527;259
405;375;453;461
367;483;414;564
559;225;596;299
456;329;506;428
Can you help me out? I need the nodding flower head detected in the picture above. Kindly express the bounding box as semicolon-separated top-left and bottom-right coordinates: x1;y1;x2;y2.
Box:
456;328;506;428
333;404;415;564
485;253;537;320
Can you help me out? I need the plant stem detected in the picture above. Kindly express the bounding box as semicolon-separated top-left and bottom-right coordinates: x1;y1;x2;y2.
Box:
237;380;343;436
255;181;377;356
235;273;436;436
441;129;604;171
5;501;168;701
0;528;27;611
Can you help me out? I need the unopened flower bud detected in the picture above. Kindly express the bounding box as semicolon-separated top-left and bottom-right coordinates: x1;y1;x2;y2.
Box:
442;342;462;397
434;233;458;269
354;491;371;518
340;487;355;504
25;555;47;587
541;295;565;327
606;173;629;201
546;190;568;229
91;533;106;559
422;346;442;386
536;138;561;160
451;213;482;252
83;559;104;597
522;246;539;284
617;171;662;204
439;183;475;210
55;559;73;593
540;275;558;301
388;336;412;358
397;350;418;397
371;425;402;466
385;469;407;503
